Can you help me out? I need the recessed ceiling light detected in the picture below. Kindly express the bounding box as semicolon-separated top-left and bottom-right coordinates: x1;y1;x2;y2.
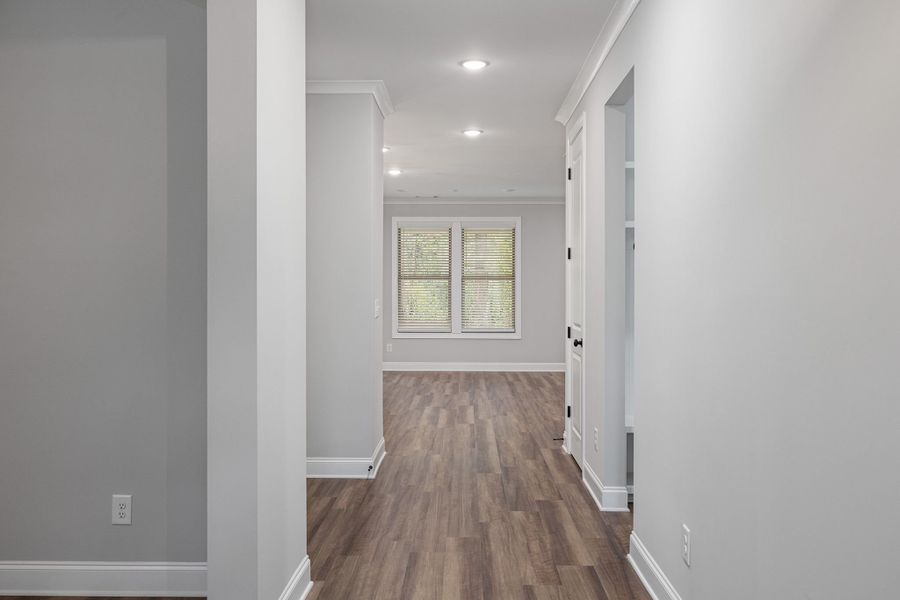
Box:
505;188;516;192
460;59;489;71
387;168;402;176
463;129;483;138
382;146;390;152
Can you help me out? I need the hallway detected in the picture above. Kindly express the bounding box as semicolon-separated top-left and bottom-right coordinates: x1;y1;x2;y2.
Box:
307;372;650;600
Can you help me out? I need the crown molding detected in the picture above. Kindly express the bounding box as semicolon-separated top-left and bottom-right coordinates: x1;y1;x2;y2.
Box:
555;0;641;125
384;197;563;206
306;80;394;118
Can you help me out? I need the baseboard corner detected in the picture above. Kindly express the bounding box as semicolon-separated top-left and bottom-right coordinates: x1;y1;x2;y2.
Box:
370;436;387;477
307;437;387;479
582;463;630;512
627;532;682;600
278;555;313;600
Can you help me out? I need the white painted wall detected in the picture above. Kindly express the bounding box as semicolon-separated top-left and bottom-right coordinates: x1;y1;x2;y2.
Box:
0;0;206;563
569;1;900;598
307;93;384;463
383;202;565;367
208;0;309;598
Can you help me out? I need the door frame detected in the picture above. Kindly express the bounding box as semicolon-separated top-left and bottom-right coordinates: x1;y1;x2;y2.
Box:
564;111;587;463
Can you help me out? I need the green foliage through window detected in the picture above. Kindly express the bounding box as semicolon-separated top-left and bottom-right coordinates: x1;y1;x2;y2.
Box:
397;228;452;332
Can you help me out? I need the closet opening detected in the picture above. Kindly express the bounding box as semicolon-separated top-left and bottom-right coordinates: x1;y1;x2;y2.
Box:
604;69;636;514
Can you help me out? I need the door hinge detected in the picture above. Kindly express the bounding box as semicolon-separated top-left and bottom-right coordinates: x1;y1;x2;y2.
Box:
567;405;572;418
567;167;572;181
567;326;571;339
567;247;572;260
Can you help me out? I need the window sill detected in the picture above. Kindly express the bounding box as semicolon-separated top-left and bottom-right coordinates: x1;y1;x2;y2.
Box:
393;332;522;340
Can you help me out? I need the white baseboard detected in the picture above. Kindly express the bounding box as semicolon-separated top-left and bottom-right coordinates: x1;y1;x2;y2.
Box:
627;532;682;600
278;555;313;600
370;436;387;477
0;561;206;597
582;462;630;512
383;362;565;372
307;437;386;479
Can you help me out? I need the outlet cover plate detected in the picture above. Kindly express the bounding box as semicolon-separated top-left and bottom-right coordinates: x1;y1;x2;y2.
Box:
112;494;132;525
681;524;691;566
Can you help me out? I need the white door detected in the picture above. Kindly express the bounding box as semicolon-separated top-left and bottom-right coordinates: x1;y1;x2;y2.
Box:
565;116;586;469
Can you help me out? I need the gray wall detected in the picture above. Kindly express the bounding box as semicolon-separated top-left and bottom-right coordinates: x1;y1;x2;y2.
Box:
573;1;900;598
383;202;565;365
307;93;384;459
0;0;206;562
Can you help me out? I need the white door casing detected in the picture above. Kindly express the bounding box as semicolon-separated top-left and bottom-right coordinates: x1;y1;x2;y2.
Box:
565;113;586;469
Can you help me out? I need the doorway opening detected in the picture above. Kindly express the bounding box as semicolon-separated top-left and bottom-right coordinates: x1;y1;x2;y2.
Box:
625;93;636;508
564;114;586;470
605;69;636;512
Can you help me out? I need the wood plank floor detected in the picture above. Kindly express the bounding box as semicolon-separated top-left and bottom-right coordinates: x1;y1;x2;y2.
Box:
307;371;649;600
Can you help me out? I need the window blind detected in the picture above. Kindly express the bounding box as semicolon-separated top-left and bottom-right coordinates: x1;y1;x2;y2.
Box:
461;227;516;332
397;227;452;332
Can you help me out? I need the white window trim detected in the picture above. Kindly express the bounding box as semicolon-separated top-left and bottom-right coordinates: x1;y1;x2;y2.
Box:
392;216;522;340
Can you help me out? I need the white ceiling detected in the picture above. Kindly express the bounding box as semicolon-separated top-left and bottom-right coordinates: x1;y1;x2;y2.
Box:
307;0;615;199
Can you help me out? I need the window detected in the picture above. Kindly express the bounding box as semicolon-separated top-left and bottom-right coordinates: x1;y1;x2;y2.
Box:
392;217;521;339
461;227;516;332
396;227;452;333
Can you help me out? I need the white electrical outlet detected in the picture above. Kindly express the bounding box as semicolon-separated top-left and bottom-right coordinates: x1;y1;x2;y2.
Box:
682;524;691;566
374;298;381;319
385;343;393;353
112;494;132;525
593;427;599;452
